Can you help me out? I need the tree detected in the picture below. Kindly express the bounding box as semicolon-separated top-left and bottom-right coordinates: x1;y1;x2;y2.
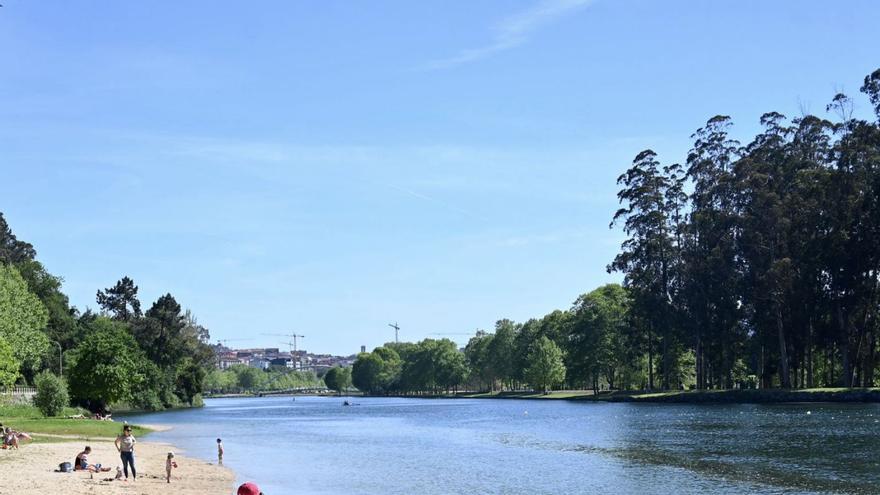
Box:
568;284;630;392
351;352;385;394
0;264;50;375
465;332;494;392
33;371;69;417
324;366;352;394
524;336;566;393
0;337;20;389
96;276;142;322
434;341;467;393
230;365;264;392
609;150;684;389
67;317;151;411
15;259;82;351
487;320;517;390
682;115;743;389
134;293;187;368
175;359;207;405
0;212;36;264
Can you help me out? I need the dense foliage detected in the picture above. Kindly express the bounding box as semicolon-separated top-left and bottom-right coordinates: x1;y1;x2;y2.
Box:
0;264;50;377
0;212;217;411
33;370;69;417
608;69;880;390
323;366;352;394
204;365;322;394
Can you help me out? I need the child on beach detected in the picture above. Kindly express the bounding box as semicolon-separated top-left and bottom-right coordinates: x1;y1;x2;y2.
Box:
217;438;224;464
165;452;178;483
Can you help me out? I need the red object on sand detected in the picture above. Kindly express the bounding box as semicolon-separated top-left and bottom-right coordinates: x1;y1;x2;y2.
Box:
237;482;261;495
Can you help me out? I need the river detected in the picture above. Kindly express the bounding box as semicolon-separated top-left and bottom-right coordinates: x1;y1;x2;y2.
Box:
124;396;880;494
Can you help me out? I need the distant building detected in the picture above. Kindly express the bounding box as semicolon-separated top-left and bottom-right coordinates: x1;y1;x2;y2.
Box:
218;353;242;370
360;345;366;353
270;357;295;369
248;357;272;370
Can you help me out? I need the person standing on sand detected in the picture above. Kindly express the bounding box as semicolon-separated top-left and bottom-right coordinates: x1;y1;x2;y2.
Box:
114;424;137;481
217;438;224;464
165;451;177;483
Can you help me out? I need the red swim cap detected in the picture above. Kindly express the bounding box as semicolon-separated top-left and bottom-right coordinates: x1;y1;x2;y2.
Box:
237;482;262;495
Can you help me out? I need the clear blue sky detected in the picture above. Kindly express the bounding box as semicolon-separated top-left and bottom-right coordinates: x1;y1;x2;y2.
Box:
2;1;878;355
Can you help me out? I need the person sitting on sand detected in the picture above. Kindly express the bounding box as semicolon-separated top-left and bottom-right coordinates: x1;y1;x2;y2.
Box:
75;446;112;473
3;427;19;449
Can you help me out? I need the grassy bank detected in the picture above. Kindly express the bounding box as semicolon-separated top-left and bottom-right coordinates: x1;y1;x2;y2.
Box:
0;403;151;441
458;388;880;403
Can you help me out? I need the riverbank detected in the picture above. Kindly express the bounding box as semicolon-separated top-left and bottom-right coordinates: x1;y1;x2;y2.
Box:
0;439;233;494
0;404;234;494
459;387;880;403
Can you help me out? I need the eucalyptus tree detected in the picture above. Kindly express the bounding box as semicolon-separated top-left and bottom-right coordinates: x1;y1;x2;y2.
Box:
823;81;880;386
609;150;683;389
682;115;742;389
733;112;797;387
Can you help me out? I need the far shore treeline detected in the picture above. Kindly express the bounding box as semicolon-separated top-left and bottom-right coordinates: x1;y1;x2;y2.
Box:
351;69;880;395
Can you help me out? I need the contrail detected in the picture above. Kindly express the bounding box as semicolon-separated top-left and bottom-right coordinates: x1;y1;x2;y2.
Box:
384;183;487;222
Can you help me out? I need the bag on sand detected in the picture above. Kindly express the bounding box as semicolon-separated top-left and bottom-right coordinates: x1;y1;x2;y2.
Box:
59;462;73;473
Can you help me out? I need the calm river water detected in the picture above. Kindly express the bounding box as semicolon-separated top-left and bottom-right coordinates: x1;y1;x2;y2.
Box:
124;397;880;494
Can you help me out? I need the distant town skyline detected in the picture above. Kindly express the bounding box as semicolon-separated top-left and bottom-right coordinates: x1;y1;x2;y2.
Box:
3;1;879;354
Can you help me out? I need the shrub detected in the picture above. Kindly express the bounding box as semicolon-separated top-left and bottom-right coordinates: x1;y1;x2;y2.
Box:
33;371;69;417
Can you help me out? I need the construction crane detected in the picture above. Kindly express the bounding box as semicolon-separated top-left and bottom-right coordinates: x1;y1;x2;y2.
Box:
262;333;306;353
388;322;400;343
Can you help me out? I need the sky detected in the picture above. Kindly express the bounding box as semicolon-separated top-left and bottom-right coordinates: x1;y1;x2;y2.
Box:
1;0;879;355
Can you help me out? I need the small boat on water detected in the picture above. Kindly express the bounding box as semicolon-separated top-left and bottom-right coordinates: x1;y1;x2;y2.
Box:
343;400;351;406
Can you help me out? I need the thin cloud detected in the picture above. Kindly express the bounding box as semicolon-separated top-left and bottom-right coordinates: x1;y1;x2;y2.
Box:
420;0;595;70
385;183;487;221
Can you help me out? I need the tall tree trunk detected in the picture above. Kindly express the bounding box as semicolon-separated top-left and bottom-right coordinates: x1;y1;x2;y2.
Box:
696;336;704;390
864;329;876;387
807;317;814;388
648;334;654;391
837;302;853;387
776;308;792;388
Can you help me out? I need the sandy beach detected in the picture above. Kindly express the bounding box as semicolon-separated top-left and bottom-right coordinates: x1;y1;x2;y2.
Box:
0;437;234;495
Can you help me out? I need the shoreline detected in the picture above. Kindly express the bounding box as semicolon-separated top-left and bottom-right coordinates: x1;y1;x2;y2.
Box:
0;430;234;494
330;387;880;404
460;388;880;404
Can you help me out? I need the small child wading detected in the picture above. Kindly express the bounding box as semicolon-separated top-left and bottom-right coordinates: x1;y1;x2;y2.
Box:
217;438;224;464
165;452;178;483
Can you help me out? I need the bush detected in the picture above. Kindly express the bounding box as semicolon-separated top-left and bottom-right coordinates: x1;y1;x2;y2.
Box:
33;371;69;417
